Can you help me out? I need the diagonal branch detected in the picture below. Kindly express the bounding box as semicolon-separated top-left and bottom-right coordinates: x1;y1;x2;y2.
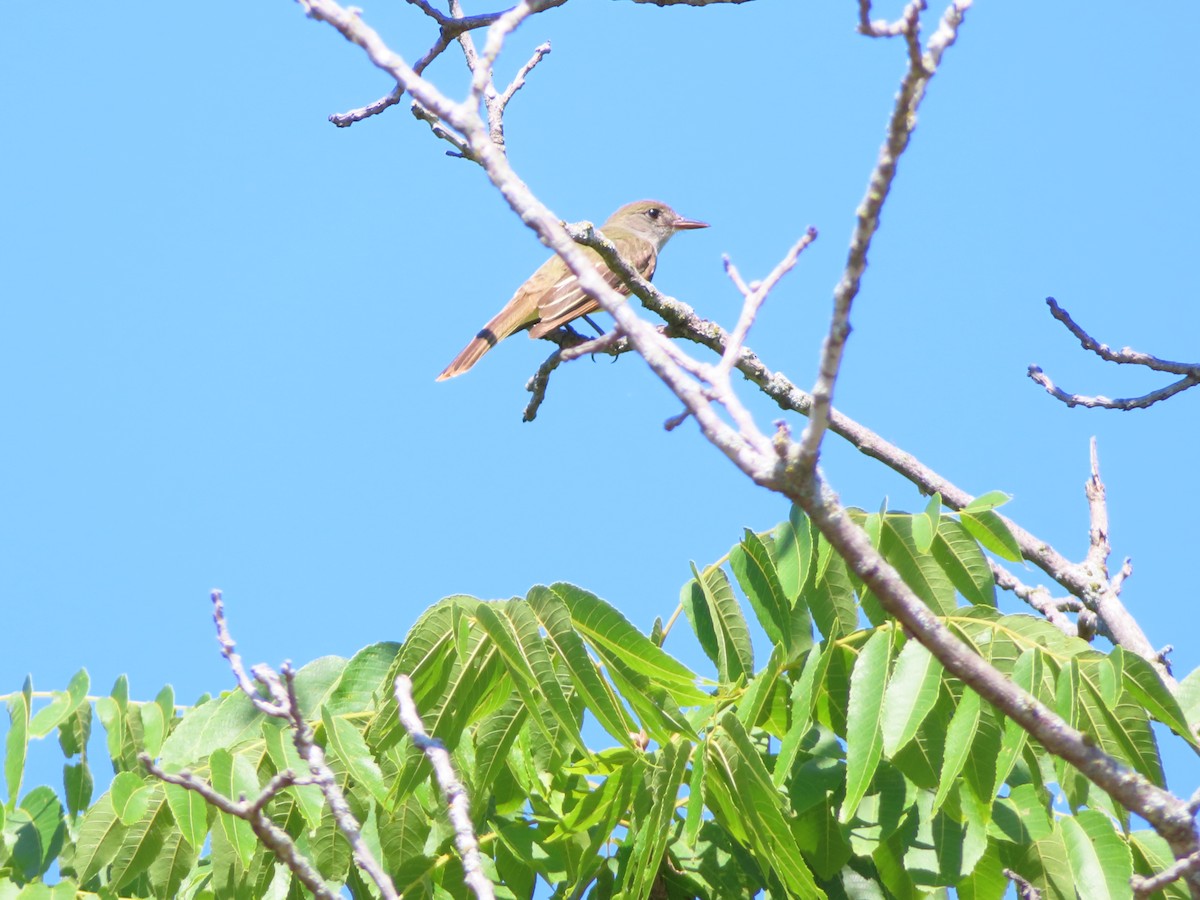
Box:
294;1;1200;889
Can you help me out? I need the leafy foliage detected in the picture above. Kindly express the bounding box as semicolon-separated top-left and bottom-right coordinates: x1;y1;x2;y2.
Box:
1;505;1195;898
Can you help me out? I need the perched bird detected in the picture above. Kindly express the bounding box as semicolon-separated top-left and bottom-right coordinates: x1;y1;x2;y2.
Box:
436;200;709;380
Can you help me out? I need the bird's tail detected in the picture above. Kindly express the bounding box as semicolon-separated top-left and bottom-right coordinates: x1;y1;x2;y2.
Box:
436;301;533;381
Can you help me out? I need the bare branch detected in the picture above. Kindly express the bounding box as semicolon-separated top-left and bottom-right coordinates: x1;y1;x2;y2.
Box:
209;593;400;899
989;563;1079;637
796;0;968;470
496;41;551;118
212;590;288;717
294;0;1200;885
628;0;754;5
1004;868;1043;900
1029;297;1200;410
395;675;495;900
1085;437;1111;576
714;228;818;383
141;756;339;900
1133;851;1200;899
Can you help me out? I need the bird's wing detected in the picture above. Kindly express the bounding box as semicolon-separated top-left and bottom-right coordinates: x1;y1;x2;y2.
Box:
529;243;658;339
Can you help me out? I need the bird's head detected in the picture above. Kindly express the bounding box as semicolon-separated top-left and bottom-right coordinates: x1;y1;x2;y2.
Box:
604;200;709;250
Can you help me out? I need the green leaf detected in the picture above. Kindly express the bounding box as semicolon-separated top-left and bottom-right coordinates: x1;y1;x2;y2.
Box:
164;780;210;850
921;494;943;544
551;583;703;701
1021;825;1074;900
684;564;753;683
570;761;641;896
474;600;587;757
1089;686;1165;788
684;747;705;848
881;638;943;756
706;713;826;899
210;748;259;871
322;708;389;806
158;690;263;770
773;650;825;790
109;784;170;890
1059;813;1123;900
1056;656;1081;731
730;530;793;652
626;737;691;900
148;826;201;900
368;600;460;751
962;491;1012;512
876;515;957;615
931;519;995;606
418;627;503;749
57;692;92;759
11;786;65;880
526;586;635;747
71;791;129;884
63;760;93;818
261;720;323;831
737;644;784;731
601;646;696;743
863;511;883;549
6;679;31;808
772;505;815;602
324;642;401;717
1116;647;1200;749
933;688;981;814
959;509;1022;563
956;841;1009;900
472;694;528;800
841;628;893;823
110;771;152;826
793;797;853;881
154;683;175;727
1078;810;1132;898
807;552;858;641
29;694;71;739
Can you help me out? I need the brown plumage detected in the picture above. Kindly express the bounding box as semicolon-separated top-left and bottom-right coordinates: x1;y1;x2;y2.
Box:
436;200;708;381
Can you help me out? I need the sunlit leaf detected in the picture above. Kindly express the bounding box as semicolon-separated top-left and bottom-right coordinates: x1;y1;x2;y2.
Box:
841;628;893;823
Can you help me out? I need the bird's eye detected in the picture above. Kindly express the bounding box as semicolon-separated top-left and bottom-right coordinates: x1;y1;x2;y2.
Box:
646;208;661;220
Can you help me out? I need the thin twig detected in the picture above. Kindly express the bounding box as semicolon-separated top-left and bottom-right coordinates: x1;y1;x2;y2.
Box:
1028;297;1200;410
796;0;963;470
714;228;818;382
209;592;400;899
989;563;1078;637
496;42;552;118
295;1;1200;887
141;756;339;900
1133;850;1200;898
395;675;495;900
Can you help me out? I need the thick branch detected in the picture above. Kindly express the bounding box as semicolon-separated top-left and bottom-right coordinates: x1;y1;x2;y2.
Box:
550;180;1169;681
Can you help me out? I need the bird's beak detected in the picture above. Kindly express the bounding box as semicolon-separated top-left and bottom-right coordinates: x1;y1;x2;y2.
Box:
673;216;710;231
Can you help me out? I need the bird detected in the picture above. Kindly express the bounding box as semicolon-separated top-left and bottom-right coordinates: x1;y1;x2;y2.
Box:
436;200;709;380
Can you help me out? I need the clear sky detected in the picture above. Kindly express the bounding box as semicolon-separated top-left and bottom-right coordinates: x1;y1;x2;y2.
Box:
4;2;1199;808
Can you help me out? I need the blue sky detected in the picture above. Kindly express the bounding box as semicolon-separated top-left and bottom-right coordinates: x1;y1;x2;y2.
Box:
4;1;1199;806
